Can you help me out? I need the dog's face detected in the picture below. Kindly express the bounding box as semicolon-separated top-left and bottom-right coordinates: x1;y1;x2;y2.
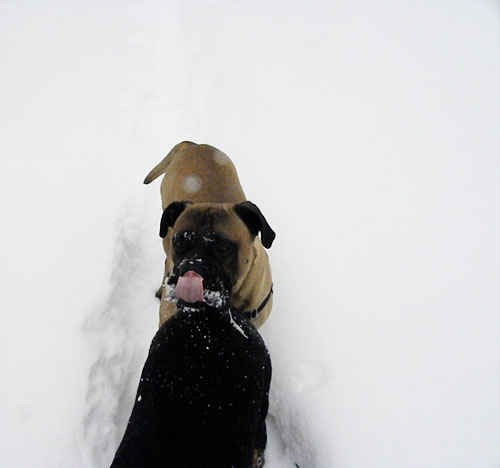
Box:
160;202;275;310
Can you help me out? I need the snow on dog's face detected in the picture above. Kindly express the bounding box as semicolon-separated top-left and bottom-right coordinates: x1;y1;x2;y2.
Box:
164;267;230;310
160;203;243;310
160;201;275;311
171;211;238;310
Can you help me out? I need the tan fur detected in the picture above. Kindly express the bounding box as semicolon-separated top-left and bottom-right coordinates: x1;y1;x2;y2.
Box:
145;142;273;328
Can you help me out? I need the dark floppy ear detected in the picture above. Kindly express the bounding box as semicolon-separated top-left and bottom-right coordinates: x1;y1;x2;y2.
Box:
159;201;190;238
234;201;276;248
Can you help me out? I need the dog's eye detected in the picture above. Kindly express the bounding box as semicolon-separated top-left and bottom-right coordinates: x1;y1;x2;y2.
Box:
173;238;186;251
173;232;194;252
213;241;233;258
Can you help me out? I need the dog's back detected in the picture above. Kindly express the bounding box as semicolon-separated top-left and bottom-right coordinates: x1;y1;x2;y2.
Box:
144;141;246;206
110;308;271;468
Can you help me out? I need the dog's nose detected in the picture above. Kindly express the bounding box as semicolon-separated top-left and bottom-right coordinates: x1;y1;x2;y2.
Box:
177;256;207;277
183;257;202;269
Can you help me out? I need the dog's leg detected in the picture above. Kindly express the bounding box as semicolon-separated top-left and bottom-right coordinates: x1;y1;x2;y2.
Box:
253;448;265;468
253;419;267;468
253;351;271;467
254;416;267;456
158;257;180;327
155;257;169;300
159;292;177;327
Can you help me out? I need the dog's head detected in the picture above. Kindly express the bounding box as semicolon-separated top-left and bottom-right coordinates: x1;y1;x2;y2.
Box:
160;201;275;311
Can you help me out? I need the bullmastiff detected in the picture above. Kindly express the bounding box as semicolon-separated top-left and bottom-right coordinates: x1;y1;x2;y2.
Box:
144;141;275;328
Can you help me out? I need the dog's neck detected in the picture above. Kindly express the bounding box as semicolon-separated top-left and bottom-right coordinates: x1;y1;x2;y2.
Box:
176;300;229;317
176;302;248;339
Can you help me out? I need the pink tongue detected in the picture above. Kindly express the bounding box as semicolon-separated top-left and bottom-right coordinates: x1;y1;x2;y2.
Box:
175;271;204;303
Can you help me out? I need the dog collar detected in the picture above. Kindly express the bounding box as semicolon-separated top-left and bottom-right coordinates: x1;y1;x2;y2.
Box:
242;285;273;320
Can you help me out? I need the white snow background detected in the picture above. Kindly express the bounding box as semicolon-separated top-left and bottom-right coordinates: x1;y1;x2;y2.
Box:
1;1;499;467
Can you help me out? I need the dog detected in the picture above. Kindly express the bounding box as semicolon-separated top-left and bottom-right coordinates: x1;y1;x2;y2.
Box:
110;214;272;467
144;141;275;328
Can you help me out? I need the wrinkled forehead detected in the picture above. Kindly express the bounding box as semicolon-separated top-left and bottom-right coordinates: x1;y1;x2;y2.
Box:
174;205;241;239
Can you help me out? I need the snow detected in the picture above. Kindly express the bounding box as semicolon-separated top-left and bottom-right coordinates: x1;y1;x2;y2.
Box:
228;309;249;340
1;1;499;468
213;152;230;166
203;289;226;309
162;279;176;304
183;174;202;193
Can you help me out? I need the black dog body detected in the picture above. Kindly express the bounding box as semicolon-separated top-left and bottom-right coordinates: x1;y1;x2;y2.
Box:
110;304;271;468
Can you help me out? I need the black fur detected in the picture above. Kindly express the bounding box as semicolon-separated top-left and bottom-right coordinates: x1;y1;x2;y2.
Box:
233;202;275;249
110;305;271;468
159;201;191;238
